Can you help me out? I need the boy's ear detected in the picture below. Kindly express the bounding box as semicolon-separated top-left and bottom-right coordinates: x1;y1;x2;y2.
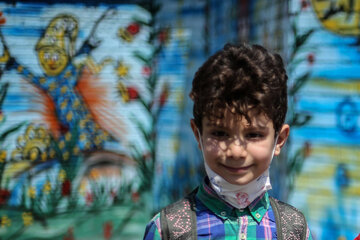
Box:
190;119;201;149
274;124;290;156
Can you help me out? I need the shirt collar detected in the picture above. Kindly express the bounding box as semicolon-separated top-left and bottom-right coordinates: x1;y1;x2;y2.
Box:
196;177;270;223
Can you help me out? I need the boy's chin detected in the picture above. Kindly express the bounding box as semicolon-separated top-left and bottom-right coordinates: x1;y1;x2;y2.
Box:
224;175;256;185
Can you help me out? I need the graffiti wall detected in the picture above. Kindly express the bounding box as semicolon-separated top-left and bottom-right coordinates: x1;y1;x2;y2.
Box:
0;2;191;239
287;0;360;239
239;0;360;239
1;1;359;239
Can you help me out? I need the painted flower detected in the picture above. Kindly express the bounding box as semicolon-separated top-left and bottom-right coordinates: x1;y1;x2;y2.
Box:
86;192;93;206
59;123;69;134
58;169;66;182
22;212;33;227
116;61;129;78
49;149;56;158
43;181;51;194
73;146;80;155
41;151;47;161
0;189;10;205
131;191;140;203
28;187;36;199
159;83;169;107
62;179;71;196
59;140;66;149
103;221;113;240
0;150;6;163
354;234;360;240
29;148;39;161
0;12;6;25
79;180;87;196
303;141;311;157
1;215;11;228
110;189;117;199
142;66;152;77
127;87;139;101
62;151;70;161
307;53;315;64
89;169;100;180
63;227;74;240
142;152;151;162
158;28;170;44
118;22;141;43
126;23;140;35
65;132;72;142
301;0;309;9
117;82;140;103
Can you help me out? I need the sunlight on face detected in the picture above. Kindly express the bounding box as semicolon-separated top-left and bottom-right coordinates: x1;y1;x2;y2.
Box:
196;109;283;185
38;47;68;76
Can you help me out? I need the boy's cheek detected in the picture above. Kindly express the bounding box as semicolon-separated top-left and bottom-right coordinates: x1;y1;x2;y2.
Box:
204;140;223;153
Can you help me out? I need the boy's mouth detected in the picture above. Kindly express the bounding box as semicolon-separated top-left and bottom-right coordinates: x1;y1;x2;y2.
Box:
222;164;253;173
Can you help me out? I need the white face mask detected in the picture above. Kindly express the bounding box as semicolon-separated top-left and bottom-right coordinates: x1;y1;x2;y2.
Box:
197;129;277;209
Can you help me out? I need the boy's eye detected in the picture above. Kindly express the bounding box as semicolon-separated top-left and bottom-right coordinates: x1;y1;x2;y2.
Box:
246;132;264;139
211;130;228;138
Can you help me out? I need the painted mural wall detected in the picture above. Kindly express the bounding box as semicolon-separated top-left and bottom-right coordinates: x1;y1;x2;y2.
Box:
0;2;193;239
288;0;360;239
238;0;360;239
1;1;359;239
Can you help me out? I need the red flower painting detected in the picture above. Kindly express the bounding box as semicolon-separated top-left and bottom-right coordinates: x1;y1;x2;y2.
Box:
126;23;140;35
127;87;139;100
307;53;315;65
61;180;71;196
103;221;113;240
0;189;10;205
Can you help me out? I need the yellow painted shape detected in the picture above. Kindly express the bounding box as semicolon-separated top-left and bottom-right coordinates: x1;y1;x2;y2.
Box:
116;61;129;78
4;162;30;179
311;78;360;93
344;185;360;196
58;169;66;182
1;215;11;227
311;0;360;36
28;187;36;199
38;47;68;76
296;165;335;181
311;145;360;163
22;212;33;226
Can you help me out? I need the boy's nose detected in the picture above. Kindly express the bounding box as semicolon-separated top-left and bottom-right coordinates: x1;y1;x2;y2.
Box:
226;139;247;158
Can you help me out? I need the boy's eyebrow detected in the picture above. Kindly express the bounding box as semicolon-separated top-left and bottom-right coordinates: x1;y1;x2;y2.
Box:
206;122;225;128
244;125;268;130
244;122;269;130
205;120;228;128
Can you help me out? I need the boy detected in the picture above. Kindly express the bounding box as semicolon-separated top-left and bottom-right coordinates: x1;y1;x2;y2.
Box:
143;43;312;239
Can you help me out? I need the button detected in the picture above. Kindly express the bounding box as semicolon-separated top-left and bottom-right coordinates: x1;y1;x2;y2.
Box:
220;211;226;216
255;213;261;219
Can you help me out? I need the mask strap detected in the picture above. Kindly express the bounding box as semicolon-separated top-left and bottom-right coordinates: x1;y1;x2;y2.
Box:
197;128;206;161
270;135;280;163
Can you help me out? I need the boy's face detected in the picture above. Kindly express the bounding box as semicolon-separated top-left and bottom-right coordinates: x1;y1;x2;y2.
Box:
191;109;289;185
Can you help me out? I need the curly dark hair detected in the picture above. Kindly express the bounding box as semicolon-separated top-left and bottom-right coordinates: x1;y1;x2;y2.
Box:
189;43;288;134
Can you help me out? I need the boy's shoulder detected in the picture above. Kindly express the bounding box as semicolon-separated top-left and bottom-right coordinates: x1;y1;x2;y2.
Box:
269;196;306;219
269;196;308;240
159;188;198;239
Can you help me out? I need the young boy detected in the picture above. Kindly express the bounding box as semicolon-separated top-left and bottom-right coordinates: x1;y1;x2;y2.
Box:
143;43;312;239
